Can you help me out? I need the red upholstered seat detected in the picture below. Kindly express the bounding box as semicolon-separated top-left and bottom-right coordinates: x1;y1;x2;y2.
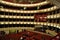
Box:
0;30;52;40
1;31;60;40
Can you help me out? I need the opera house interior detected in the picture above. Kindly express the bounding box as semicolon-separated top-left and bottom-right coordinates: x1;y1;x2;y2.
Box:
0;0;60;40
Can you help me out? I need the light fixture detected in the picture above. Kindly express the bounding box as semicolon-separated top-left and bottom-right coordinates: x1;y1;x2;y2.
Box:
24;7;26;10
1;15;4;18
10;16;12;18
37;6;40;9
17;22;20;24
13;16;16;18
1;22;4;24
17;16;20;18
5;22;8;24
9;22;12;24
13;22;16;24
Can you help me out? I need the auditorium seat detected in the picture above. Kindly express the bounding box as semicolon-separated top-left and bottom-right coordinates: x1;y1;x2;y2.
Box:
0;30;52;40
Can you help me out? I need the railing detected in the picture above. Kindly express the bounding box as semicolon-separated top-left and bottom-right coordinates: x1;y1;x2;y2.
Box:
0;6;58;13
0;13;60;19
0;22;60;28
0;1;50;7
47;13;60;19
0;15;34;19
0;27;34;31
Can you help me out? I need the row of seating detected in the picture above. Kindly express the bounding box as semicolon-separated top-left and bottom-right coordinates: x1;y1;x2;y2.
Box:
0;30;52;40
0;30;60;40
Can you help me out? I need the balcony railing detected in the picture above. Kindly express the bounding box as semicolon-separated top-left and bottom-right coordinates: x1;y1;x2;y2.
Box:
0;6;58;13
0;1;50;7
